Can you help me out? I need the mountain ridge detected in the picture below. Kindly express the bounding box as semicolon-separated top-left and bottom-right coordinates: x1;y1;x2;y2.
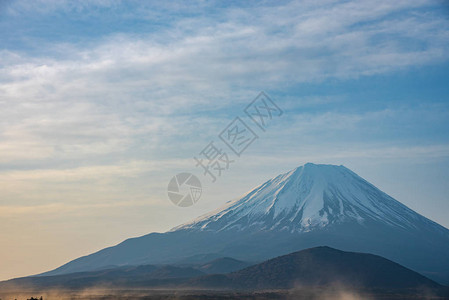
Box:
174;163;443;234
2;247;444;295
188;246;443;290
36;163;449;285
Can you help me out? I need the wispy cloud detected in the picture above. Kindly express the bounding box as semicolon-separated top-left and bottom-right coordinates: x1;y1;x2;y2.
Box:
1;0;447;167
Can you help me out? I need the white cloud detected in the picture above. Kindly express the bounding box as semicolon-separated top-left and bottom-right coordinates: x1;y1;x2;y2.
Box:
0;1;446;162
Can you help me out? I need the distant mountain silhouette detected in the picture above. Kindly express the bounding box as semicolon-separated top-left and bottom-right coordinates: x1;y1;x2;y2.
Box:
40;164;449;284
175;253;225;265
199;257;251;274
188;246;442;290
1;247;444;294
0;264;204;289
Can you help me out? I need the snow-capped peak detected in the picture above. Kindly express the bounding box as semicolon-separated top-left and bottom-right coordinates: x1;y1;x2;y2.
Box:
174;163;433;233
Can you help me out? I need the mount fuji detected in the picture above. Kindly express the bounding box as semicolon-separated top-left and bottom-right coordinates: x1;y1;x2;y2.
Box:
41;163;449;284
175;163;437;233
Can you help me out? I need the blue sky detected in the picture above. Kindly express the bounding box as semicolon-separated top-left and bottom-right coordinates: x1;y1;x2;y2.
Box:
0;0;448;280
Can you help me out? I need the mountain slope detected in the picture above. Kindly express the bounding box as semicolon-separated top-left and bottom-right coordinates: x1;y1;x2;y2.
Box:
0;264;205;290
175;163;444;234
39;163;449;284
199;257;251;274
189;246;442;289
2;247;443;293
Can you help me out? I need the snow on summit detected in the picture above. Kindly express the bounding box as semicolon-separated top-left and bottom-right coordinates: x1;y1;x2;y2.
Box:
42;163;449;282
176;163;437;233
